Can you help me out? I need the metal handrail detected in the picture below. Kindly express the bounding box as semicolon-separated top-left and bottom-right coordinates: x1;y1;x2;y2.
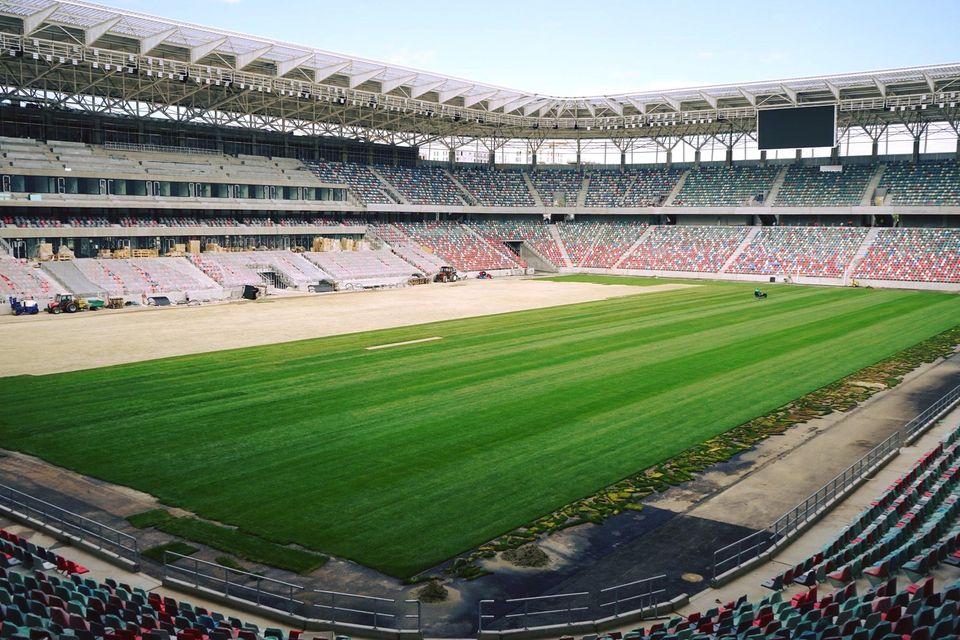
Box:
712;429;901;579
903;382;960;442
0;483;139;563
162;552;420;632
103;141;221;156
478;575;666;633
713;381;960;580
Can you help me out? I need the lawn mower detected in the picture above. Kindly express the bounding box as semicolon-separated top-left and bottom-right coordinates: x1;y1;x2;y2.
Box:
8;296;39;315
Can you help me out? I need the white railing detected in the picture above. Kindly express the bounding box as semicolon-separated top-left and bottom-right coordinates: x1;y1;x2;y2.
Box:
478;574;666;634
0;483;139;566
163;552;421;635
712;382;960;582
103;141;221;156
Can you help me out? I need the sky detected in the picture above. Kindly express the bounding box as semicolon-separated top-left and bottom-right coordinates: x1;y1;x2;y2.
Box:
107;0;960;96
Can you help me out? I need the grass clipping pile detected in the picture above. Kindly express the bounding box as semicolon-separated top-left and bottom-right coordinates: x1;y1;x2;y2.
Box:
502;544;550;568
440;324;960;581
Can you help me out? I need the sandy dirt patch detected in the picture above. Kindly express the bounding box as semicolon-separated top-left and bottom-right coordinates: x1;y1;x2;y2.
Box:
1;278;692;376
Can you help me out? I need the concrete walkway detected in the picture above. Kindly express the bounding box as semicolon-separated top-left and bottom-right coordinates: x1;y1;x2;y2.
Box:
678;404;960;617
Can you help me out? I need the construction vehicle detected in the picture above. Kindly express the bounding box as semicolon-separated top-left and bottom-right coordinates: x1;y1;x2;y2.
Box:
8;296;39;315
434;266;460;283
45;293;105;314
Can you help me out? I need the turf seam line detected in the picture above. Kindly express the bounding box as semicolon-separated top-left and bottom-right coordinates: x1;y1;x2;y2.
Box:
366;336;443;350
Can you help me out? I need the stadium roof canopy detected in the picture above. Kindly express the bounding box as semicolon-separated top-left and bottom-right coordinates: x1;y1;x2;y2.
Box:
1;0;959;147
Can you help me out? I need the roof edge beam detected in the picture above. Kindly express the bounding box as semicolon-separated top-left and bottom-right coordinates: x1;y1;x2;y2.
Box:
438;85;472;103
189;36;227;63
410;79;447;98
84;16;120;46
277;53;313;77
873;78;886;98
380;73;417;93
23;3;59;36
348;66;385;88
780;84;798;105
500;96;538;114
236;45;273;70
661;95;682;112
140;27;177;55
462;89;498;108
314;60;350;83
601;97;623;115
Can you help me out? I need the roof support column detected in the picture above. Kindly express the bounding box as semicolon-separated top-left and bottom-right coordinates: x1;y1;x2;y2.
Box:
526;136;545;169
610;137;635;170
652;136;681;168
711;127;747;166
439;136;471;170
479;136;508;168
681;134;711;167
902;115;928;164
943;107;960;160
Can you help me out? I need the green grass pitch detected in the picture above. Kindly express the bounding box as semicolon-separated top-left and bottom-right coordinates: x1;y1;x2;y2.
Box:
1;278;958;578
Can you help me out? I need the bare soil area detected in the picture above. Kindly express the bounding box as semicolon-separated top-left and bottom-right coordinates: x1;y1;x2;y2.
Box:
1;278;690;376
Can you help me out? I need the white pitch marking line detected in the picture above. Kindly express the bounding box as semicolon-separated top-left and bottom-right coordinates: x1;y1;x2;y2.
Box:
366;336;443;351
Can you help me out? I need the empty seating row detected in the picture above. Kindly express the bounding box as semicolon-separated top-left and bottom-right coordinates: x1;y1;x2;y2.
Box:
0;534;308;640
581;577;959;640
729;227;868;277
585;168;682;207
621;225;749;272
470;218;564;267
528;170;584;207
374;166;465;206
0;258;63;299
394;222;521;271
188;252;329;290
854;228;960;283
554;220;648;267
303;161;393;205
775;165;876;207
762;425;960;594
72;259;223;299
673;166;779;207
881;161;960;206
453;168;536;206
303;250;419;285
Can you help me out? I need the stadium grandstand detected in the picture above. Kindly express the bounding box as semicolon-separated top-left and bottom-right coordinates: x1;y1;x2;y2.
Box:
0;1;959;640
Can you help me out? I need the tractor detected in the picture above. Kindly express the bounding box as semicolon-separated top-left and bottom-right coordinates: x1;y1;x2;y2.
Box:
8;296;39;316
434;266;460;283
45;294;104;314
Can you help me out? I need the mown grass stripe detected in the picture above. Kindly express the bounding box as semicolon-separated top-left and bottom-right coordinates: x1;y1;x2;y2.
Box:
0;279;957;577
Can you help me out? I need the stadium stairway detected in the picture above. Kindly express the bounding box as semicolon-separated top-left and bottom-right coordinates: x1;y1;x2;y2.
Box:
443;169;481;206
842;228;882;283
611;226;656;269
719;227;762;274
662;170;690;206
577;177;590;207
763;167;790;206
366;167;407;205
522;172;545;207
861;165;887;206
40;262;103;298
547;225;574;267
458;223;525;270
